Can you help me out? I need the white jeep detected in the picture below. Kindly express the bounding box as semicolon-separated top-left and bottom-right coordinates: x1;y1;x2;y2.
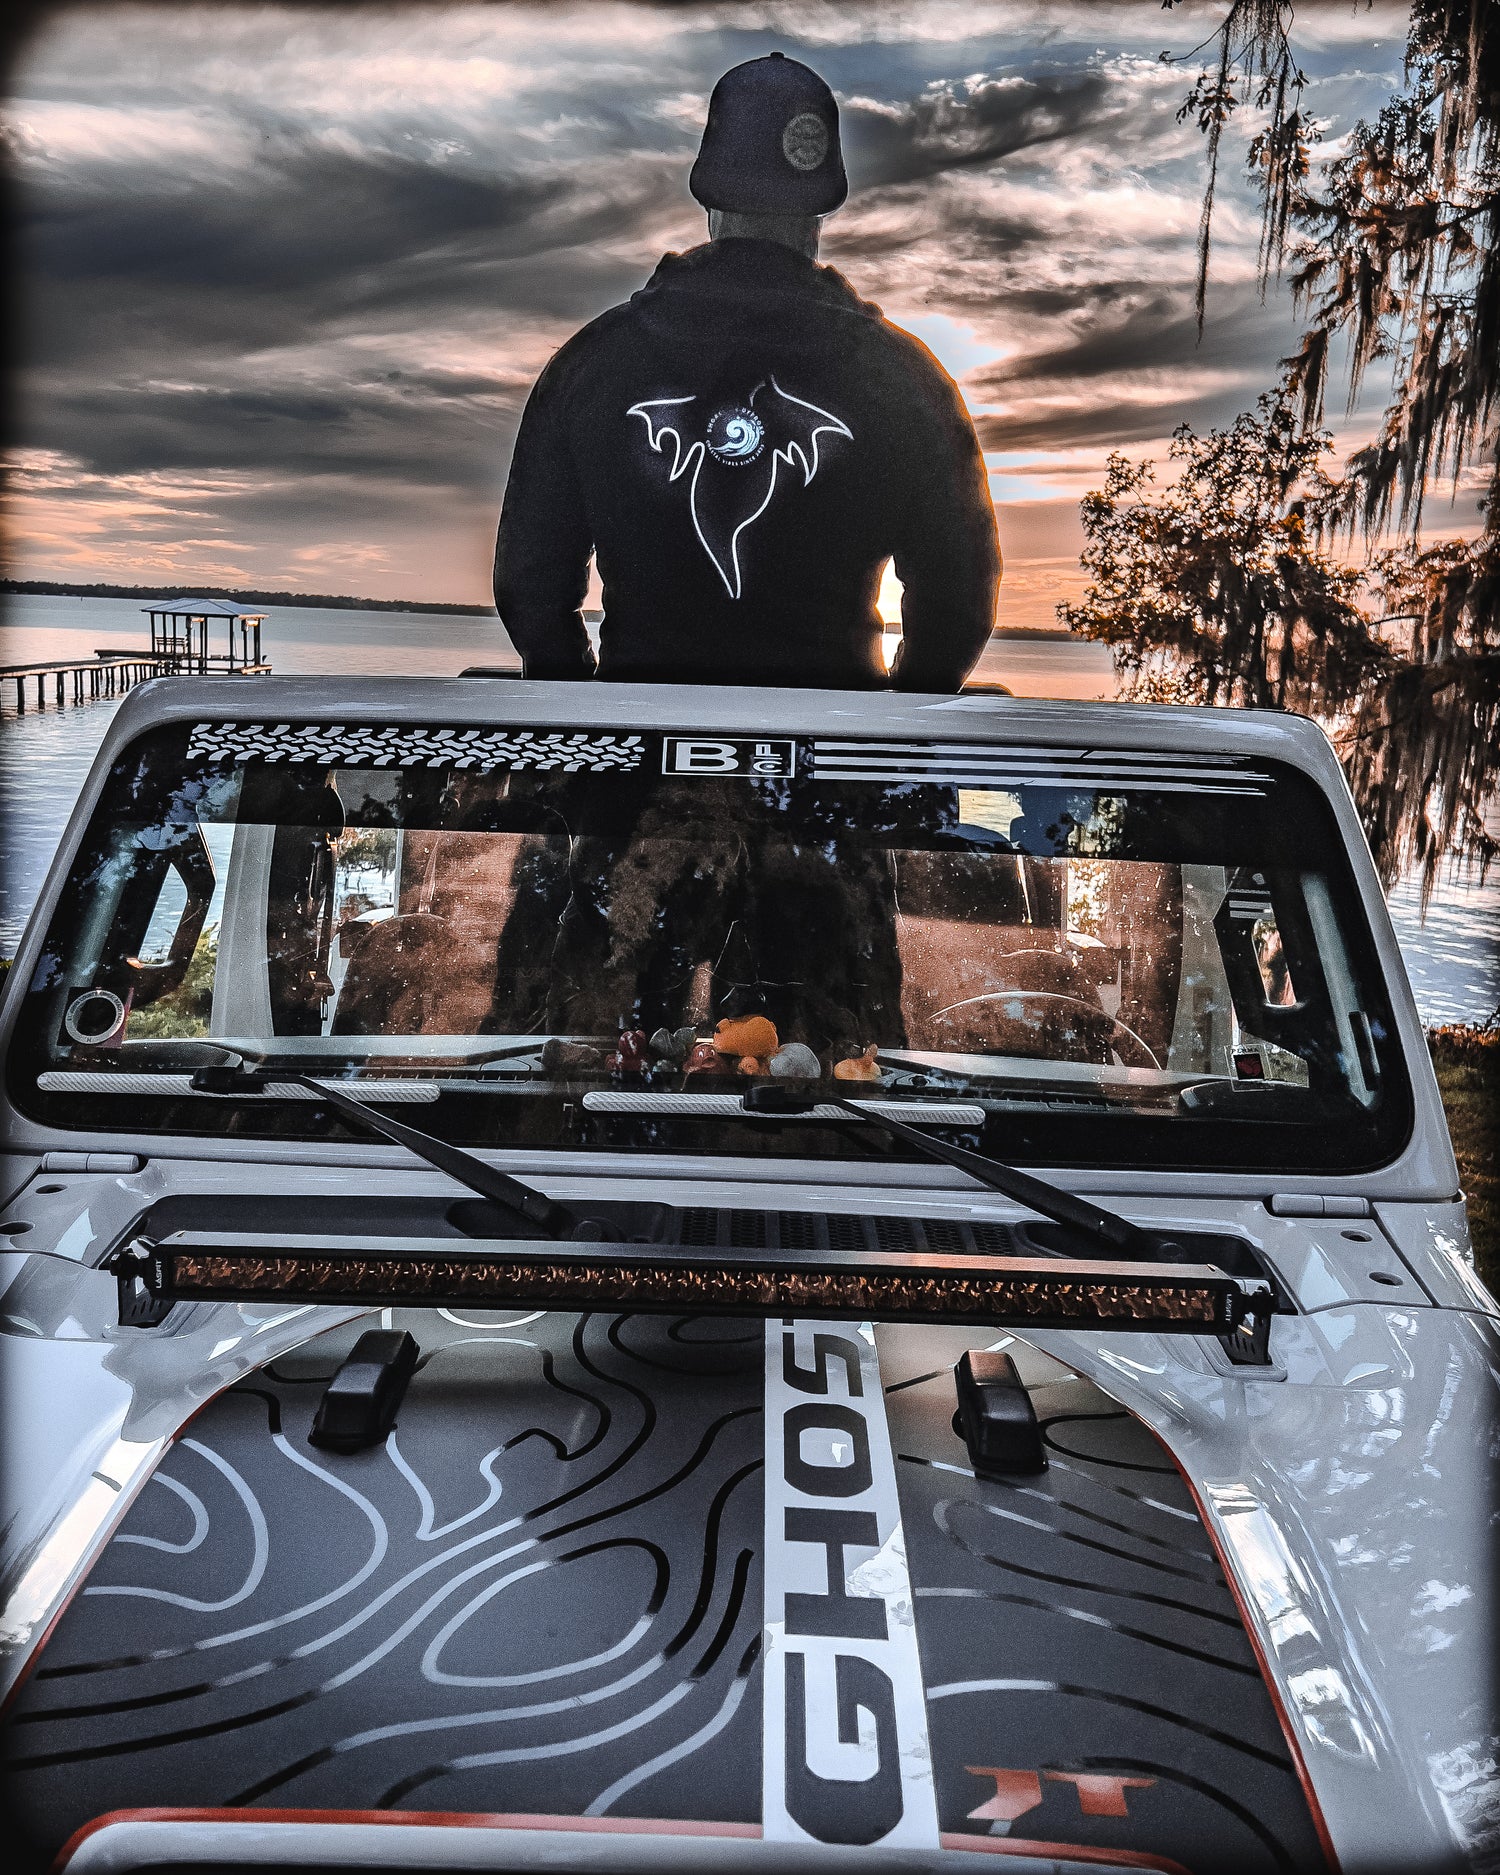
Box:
0;677;1493;1875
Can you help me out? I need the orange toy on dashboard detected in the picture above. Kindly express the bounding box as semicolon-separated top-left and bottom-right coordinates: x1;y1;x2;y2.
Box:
833;1044;881;1081
712;1015;779;1061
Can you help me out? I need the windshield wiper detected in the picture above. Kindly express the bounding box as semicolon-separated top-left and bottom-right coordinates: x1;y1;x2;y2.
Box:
189;1058;582;1238
741;1083;1161;1260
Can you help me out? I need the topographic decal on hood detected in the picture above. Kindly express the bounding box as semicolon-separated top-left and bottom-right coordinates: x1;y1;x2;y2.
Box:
628;377;852;600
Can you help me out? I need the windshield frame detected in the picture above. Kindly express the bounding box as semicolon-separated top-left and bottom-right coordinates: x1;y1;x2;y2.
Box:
3;697;1420;1180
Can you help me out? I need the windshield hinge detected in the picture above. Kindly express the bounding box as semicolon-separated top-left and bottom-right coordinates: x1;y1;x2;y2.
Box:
1266;1194;1370;1218
41;1151;143;1174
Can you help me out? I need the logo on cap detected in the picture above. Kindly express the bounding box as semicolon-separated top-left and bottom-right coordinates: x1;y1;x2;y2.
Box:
781;112;828;172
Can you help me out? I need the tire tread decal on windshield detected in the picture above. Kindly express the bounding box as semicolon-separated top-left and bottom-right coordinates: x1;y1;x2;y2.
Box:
628;379;852;601
762;1320;939;1850
184;724;646;773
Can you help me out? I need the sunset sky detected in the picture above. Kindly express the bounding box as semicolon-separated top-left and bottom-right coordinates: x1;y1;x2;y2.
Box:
6;0;1474;623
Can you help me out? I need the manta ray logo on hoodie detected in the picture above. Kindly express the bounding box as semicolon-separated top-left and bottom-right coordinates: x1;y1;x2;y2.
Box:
628;377;852;599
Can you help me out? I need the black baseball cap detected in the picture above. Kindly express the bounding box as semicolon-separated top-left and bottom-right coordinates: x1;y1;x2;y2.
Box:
690;52;847;217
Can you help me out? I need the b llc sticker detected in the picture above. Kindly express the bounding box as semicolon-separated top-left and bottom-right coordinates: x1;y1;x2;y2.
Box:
663;737;797;778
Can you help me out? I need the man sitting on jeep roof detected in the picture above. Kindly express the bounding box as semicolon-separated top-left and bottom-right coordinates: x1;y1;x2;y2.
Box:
493;53;1001;691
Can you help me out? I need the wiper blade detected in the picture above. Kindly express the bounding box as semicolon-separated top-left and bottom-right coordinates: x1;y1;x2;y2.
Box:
189;1061;578;1237
741;1083;1158;1260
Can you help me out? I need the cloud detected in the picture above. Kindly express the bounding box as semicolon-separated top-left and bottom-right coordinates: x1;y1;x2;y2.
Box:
5;443;502;597
26;143;561;295
842;69;1116;189
4;1;1409;600
965;279;1299;451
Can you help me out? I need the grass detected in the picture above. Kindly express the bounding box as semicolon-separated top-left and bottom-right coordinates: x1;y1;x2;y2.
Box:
1428;1024;1500;1299
122;928;217;1039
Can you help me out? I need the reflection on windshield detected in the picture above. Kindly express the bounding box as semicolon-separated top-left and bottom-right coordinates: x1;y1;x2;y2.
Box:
13;725;1409;1170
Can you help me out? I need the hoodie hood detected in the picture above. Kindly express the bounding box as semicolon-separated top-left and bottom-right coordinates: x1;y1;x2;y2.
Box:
629;239;882;368
494;227;999;691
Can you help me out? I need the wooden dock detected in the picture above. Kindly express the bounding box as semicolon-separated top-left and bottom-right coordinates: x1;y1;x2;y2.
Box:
0;654;171;713
2;597;274;713
0;651;264;714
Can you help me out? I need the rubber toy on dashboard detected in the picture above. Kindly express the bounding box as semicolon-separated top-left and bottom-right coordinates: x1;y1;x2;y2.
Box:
682;1039;722;1075
542;1039;604;1074
769;1043;822;1080
833;1044;882;1081
649;1026;698;1064
607;1029;650;1074
713;1015;779;1063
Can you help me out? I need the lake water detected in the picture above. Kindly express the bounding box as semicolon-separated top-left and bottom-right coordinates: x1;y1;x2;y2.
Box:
2;593;1495;1024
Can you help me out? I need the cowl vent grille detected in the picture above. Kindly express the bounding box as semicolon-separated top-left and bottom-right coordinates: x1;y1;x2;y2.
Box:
671;1209;1019;1258
116;1194;1025;1263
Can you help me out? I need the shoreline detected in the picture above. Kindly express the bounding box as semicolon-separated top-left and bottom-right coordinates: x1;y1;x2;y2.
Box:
2;586;1082;642
1;581;492;617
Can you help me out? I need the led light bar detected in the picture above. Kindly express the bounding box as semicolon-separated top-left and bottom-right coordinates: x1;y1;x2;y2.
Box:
110;1230;1271;1343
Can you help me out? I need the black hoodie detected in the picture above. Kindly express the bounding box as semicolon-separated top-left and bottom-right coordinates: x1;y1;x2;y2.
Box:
492;239;1001;688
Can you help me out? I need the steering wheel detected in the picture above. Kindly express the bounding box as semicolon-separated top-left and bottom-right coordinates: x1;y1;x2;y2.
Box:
927;989;1162;1070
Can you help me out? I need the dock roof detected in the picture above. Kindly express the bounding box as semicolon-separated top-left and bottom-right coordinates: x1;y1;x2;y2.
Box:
141;595;262;616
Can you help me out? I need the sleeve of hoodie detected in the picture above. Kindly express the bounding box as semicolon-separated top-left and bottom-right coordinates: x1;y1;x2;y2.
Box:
884;340;1001;692
492;343;597;680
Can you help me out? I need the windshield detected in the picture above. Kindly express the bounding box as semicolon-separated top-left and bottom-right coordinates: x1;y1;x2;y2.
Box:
9;718;1410;1171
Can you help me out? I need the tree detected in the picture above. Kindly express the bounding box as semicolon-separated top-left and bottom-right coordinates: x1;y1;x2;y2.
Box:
1060;391;1500;893
1137;0;1500;893
1062;391;1385;713
1172;1;1497;519
1341;532;1500;888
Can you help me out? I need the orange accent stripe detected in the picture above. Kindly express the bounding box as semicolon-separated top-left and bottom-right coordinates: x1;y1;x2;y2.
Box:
1;1589;77;1722
939;1832;1192;1873
0;1452;171;1723
1134;1418;1342;1873
54;1807;762;1870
